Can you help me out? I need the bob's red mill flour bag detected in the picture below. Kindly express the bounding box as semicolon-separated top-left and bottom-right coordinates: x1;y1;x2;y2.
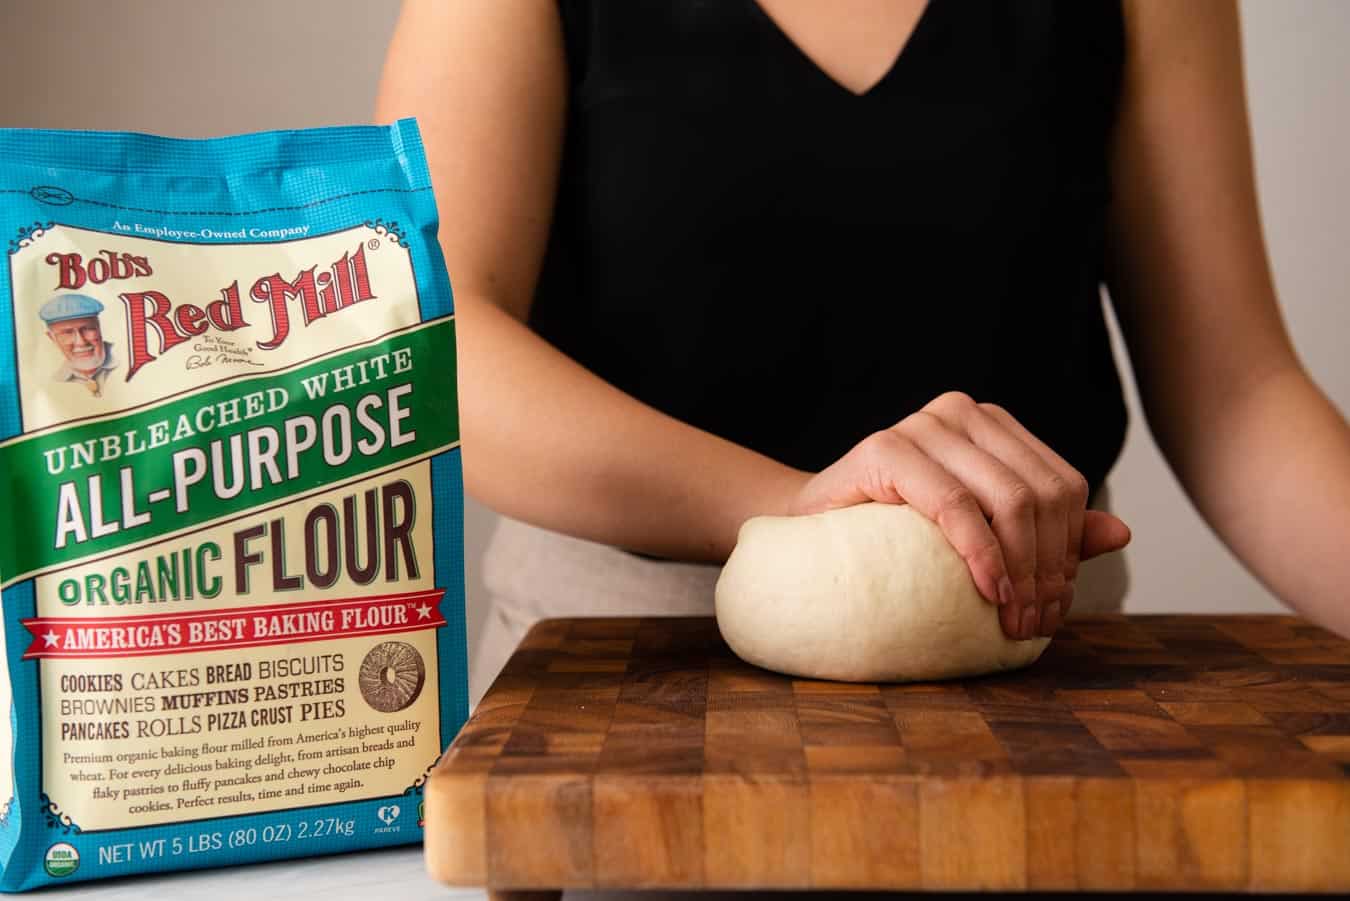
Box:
0;120;467;890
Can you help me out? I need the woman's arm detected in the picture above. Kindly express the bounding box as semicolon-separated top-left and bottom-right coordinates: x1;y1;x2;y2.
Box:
374;0;806;563
1105;0;1350;635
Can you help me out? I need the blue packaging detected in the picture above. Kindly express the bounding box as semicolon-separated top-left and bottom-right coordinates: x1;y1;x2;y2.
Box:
0;121;467;889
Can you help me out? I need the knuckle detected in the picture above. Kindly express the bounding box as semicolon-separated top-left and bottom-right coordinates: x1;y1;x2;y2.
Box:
897;409;941;433
929;390;975;415
997;480;1036;519
933;490;983;542
1007;560;1036;585
1071;472;1091;505
964;535;1004;569
1040;472;1073;509
861;428;907;461
856;431;910;498
977;401;1008;418
935;483;978;520
939;389;975;406
1011;548;1038;579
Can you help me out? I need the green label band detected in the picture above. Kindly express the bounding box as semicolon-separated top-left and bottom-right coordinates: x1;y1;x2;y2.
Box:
0;318;458;584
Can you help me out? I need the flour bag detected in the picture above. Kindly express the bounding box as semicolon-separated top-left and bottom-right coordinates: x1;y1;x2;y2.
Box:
0;120;467;890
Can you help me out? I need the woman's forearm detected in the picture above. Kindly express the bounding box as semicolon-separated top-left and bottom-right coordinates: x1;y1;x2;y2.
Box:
458;293;809;563
1170;365;1350;635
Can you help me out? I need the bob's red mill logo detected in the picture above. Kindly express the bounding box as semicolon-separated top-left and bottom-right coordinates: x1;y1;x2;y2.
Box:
44;244;377;380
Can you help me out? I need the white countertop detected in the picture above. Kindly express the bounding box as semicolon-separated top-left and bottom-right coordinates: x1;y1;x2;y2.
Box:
34;846;484;900
33;849;839;901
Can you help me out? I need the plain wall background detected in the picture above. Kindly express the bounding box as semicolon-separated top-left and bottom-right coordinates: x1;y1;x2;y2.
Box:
3;1;1347;686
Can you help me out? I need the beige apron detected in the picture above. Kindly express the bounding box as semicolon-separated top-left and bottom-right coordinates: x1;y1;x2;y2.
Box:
469;483;1129;706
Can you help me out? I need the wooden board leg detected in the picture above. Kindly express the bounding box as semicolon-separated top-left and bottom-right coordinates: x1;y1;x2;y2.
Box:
488;892;561;901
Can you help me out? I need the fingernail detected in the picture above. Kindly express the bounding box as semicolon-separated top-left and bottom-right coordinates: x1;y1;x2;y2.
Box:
998;577;1016;606
1020;606;1038;639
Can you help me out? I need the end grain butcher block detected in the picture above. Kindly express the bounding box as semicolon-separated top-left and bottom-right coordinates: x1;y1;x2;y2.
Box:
425;615;1350;893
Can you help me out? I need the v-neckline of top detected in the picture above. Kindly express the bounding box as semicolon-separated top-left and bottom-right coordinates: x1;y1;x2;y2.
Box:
749;0;942;99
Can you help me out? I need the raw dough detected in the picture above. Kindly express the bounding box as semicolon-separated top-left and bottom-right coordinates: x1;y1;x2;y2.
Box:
715;502;1050;682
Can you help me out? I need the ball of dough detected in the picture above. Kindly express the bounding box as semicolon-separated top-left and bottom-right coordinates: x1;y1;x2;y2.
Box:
715;502;1049;682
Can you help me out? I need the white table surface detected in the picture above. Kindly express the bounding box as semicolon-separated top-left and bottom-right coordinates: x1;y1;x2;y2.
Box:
33;846;484;900
31;847;862;900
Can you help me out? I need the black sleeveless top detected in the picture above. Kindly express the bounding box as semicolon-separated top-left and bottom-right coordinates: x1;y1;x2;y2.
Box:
531;0;1129;499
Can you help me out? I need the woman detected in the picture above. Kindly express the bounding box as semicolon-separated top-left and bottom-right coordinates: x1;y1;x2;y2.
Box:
375;0;1350;700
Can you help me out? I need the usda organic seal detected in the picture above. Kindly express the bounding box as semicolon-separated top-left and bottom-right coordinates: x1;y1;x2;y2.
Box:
43;843;79;878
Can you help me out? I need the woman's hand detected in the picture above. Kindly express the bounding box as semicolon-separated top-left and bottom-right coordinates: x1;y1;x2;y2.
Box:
789;391;1132;641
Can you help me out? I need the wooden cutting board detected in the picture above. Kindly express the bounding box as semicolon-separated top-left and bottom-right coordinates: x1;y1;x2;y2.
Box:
425;615;1350;893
